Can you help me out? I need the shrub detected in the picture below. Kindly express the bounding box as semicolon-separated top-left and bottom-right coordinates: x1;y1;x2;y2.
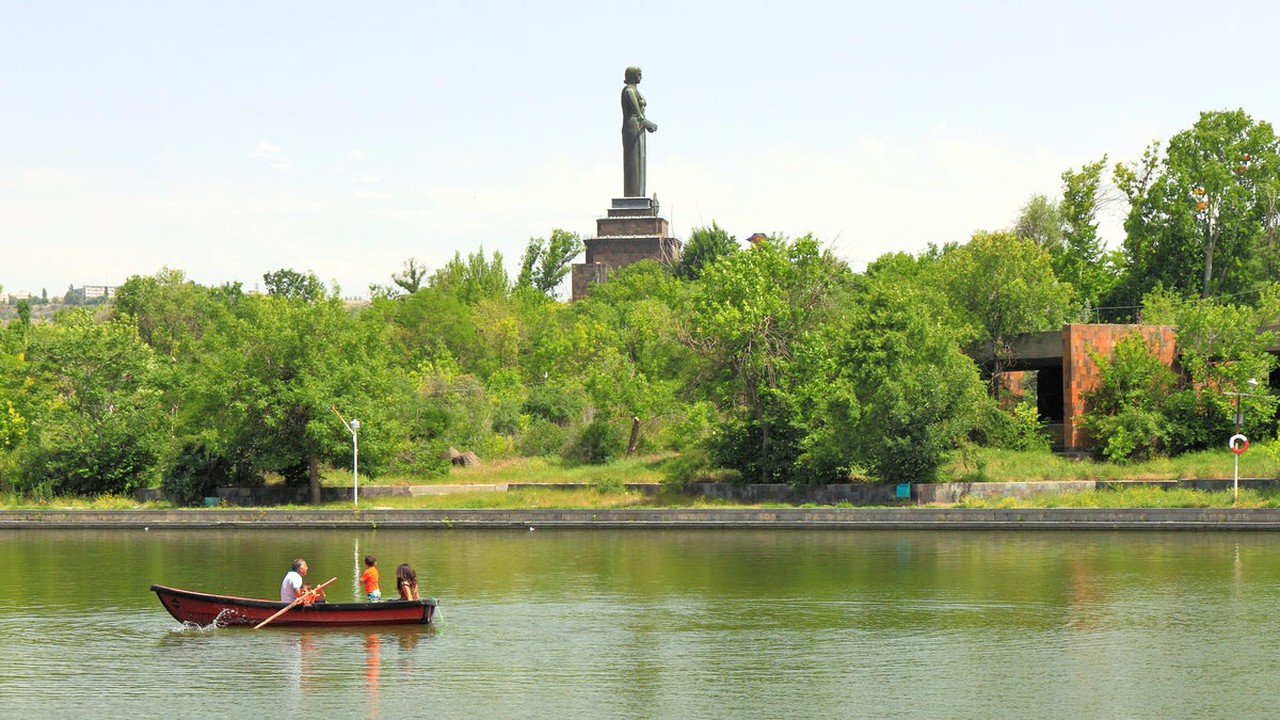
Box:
659;401;719;451
523;384;584;425
162;441;231;506
979;400;1050;452
1089;406;1168;462
564;418;625;465
659;447;717;491
1081;332;1178;461
519;417;569;457
593;475;625;494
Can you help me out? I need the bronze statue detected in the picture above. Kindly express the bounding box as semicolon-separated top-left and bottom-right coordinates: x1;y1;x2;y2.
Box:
621;66;657;197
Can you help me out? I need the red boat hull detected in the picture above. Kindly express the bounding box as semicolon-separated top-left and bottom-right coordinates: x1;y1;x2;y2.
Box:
150;584;435;627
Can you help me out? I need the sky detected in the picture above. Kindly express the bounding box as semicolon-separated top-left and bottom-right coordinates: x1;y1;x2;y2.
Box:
4;0;1280;299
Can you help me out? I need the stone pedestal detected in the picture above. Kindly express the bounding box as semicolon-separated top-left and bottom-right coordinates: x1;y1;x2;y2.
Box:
571;197;680;300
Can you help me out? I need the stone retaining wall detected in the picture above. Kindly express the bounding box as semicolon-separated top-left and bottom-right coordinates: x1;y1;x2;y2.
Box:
133;478;1280;507
9;507;1280;529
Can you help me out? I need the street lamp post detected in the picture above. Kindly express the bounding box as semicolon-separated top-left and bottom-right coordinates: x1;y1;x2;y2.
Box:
1224;379;1261;503
350;418;360;506
330;406;362;507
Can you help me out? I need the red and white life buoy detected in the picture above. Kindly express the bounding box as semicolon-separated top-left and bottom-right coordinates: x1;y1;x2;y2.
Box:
1229;434;1249;455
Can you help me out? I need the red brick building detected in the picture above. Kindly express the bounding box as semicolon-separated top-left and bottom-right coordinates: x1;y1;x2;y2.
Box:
999;324;1177;451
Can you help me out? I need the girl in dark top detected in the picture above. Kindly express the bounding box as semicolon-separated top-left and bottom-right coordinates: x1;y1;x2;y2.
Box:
396;563;420;600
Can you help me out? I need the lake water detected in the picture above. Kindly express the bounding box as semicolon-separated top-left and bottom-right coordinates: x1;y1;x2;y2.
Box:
3;527;1280;718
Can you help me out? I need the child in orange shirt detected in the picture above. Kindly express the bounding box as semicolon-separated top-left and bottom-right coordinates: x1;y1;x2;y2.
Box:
360;555;381;601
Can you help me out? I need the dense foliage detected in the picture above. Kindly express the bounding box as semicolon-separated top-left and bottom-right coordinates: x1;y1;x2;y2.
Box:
2;109;1279;499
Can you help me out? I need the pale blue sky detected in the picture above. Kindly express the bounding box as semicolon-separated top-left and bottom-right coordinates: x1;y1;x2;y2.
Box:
4;0;1279;297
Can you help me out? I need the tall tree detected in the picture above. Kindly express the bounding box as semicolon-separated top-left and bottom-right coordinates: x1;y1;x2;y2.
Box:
517;229;584;298
16;309;166;496
112;268;219;358
430;247;510;304
1057;156;1118;315
673;221;738;280
1013;194;1064;253
807;274;988;484
1114;109;1280;304
393;257;428;294
931;231;1071;387
685;235;849;482
179;293;405;502
263;268;327;302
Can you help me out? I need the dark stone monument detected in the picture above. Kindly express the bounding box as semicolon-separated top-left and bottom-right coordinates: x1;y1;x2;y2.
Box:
621;65;657;198
571;67;679;301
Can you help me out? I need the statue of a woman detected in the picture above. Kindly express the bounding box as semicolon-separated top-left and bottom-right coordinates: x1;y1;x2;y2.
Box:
621;66;657;198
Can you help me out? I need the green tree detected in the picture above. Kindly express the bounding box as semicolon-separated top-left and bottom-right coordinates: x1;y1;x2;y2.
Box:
807;275;988;484
1013;194;1063;252
17;309;166;496
263;268;327;302
517;229;584;298
1141;285;1279;452
553;261;692;458
179;292;407;502
430;247;510;304
931;231;1071;386
673;221;738;280
1114;109;1280;304
393;257;428;294
687;235;850;482
112;268;220;358
1057;156;1118;315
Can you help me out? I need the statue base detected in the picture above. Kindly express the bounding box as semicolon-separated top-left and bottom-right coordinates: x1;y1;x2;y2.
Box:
571;197;680;300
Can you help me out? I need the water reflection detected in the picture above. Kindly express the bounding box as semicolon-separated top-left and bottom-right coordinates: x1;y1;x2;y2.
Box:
364;633;381;716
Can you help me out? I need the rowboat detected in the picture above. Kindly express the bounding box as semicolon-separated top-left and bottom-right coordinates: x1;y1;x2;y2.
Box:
151;584;436;627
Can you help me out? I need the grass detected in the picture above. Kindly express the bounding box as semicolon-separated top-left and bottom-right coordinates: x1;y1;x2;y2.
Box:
958;485;1280;509
0;493;178;510
320;453;673;487
940;443;1280;483
3;445;1278;511
294;488;747;511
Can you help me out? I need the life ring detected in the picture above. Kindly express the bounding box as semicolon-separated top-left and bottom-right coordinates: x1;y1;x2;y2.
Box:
1229;434;1249;455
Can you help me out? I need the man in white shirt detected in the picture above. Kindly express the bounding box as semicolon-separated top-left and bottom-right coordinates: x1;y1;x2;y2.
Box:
280;559;308;602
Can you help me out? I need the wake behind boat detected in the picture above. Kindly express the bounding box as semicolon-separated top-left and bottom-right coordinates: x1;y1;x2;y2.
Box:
151;584;436;627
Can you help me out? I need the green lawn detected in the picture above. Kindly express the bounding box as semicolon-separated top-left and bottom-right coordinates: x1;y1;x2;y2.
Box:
3;445;1278;510
939;443;1280;483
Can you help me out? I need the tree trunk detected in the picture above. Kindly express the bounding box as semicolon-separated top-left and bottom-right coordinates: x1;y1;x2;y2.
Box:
626;416;640;456
1202;214;1216;299
308;455;321;505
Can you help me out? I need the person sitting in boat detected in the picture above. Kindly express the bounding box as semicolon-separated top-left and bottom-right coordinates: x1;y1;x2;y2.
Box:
280;558;323;604
396;563;420;601
360;554;382;602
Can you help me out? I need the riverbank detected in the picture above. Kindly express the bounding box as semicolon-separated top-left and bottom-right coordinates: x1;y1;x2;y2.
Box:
9;507;1280;529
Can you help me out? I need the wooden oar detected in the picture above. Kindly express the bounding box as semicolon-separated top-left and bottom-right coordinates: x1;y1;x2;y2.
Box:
254;576;337;630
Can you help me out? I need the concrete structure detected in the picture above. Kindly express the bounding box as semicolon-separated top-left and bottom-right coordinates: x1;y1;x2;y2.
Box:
571;197;679;300
78;285;117;300
14;506;1280;529
998;323;1280;452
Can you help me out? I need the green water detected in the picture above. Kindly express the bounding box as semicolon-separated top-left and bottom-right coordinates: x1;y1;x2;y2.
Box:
2;528;1279;718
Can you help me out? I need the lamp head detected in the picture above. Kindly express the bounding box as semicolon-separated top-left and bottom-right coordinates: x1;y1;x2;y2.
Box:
351;418;361;432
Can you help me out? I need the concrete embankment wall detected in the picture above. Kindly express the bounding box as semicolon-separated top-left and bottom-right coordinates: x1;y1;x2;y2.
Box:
134;478;1280;507
9;507;1280;530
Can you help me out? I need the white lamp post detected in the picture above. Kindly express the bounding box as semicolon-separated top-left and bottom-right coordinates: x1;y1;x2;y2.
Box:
348;418;361;506
1224;379;1262;503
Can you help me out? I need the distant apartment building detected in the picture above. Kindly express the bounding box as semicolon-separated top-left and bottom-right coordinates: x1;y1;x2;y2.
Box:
79;285;117;300
1;291;32;303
